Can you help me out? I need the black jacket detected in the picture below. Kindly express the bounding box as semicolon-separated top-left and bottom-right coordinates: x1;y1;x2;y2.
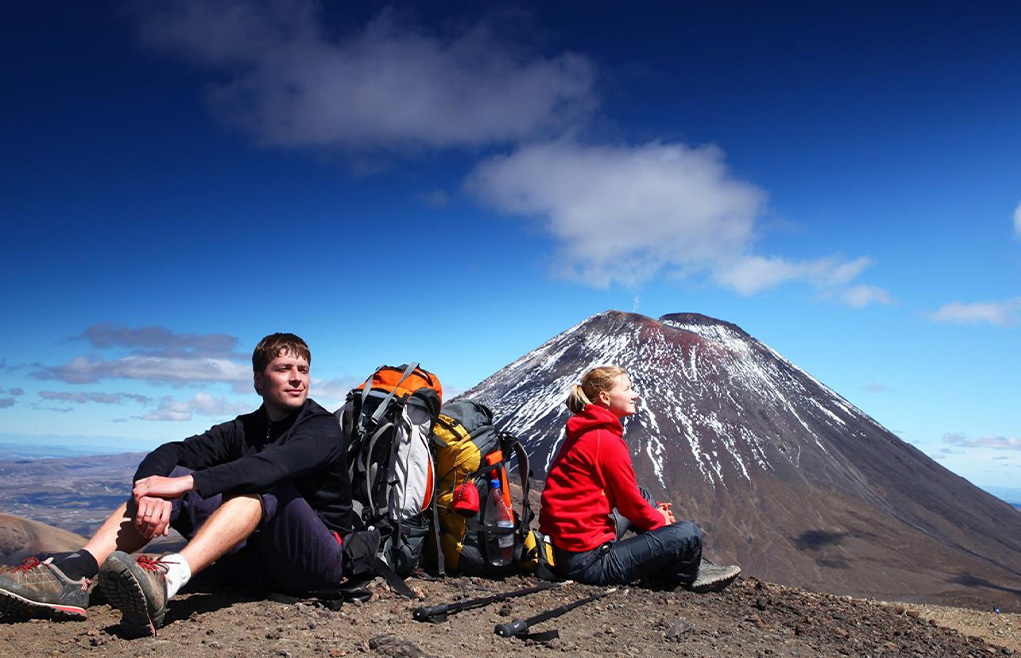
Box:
133;399;352;533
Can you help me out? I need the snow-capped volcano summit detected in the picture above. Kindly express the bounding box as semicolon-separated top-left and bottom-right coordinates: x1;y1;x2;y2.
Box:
461;310;1021;610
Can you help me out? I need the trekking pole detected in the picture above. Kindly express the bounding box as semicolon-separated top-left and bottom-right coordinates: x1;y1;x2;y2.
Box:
412;581;564;623
494;587;617;642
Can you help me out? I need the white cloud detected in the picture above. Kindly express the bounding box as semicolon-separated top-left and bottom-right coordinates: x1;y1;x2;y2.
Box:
139;393;252;422
38;391;153;405
1014;200;1021;238
130;1;596;150
930;297;1021;327
468;141;874;294
0;398;14;409
34;355;251;385
712;255;873;296
308;376;361;409
862;383;890;394
943;433;1021;451
77;323;239;358
841;284;894;308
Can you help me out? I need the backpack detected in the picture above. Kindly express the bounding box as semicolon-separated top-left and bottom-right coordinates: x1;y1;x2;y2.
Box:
335;363;442;593
428;399;533;576
521;529;560;582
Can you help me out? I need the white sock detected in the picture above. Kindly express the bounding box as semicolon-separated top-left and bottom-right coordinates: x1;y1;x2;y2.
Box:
161;553;192;600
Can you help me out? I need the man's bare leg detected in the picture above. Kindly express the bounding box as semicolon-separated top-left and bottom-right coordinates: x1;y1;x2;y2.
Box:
178;494;262;573
80;502;150;565
99;495;263;636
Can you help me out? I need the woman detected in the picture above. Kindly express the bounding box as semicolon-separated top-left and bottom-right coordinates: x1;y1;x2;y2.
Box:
538;366;740;591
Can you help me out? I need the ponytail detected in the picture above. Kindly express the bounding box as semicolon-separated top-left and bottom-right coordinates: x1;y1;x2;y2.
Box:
565;365;628;414
566;384;592;414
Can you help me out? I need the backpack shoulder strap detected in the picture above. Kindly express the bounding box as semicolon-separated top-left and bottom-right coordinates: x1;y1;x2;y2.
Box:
503;433;534;533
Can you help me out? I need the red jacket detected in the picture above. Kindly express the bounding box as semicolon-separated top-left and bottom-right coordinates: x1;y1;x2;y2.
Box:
539;404;665;552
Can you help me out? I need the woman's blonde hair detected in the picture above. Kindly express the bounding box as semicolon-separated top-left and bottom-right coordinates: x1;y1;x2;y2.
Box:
566;365;628;414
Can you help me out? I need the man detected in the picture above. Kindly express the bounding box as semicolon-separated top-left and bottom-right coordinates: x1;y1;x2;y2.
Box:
0;333;352;637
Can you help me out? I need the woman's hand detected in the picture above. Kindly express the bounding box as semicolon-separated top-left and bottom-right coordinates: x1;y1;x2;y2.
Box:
657;502;676;524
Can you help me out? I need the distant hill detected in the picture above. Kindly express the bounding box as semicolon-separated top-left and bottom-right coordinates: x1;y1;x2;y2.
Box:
0;514;84;565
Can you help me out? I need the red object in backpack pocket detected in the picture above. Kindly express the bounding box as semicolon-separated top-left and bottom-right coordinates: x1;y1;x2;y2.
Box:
452;481;480;516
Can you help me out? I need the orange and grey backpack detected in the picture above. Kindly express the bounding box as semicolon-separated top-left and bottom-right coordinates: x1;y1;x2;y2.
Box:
335;363;441;594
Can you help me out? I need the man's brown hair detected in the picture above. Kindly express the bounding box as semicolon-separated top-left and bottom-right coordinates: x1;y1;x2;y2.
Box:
252;333;311;373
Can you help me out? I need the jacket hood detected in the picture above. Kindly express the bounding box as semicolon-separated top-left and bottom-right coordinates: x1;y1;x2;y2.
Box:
566;403;624;439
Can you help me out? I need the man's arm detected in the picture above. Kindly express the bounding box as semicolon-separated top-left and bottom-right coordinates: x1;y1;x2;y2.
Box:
189;412;341;498
128;418;243;538
132;419;241;483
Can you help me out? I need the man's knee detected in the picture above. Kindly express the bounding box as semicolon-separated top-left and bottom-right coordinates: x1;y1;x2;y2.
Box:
255;484;303;528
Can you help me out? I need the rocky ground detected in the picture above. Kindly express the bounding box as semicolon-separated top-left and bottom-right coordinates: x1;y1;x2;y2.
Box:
1;573;1017;658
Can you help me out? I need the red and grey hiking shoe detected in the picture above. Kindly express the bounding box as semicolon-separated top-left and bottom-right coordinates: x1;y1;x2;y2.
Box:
0;557;89;619
686;559;742;593
98;552;171;637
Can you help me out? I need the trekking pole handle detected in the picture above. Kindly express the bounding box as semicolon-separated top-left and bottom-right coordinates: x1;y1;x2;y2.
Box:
494;618;529;637
412;604;447;622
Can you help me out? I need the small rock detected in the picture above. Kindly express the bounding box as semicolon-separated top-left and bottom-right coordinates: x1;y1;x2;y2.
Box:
667;619;692;640
368;634;428;658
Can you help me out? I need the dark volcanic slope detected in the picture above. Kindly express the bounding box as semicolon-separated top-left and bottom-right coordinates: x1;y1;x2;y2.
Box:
461;310;1021;611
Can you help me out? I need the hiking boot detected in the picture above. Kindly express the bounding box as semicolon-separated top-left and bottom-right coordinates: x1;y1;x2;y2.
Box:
98;552;171;637
0;557;89;619
686;559;741;593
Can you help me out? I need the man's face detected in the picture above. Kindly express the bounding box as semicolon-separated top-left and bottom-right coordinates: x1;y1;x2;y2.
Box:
255;350;310;418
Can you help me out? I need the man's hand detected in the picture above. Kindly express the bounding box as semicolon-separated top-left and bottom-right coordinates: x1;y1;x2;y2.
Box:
131;474;195;539
133;495;174;539
657;501;676;525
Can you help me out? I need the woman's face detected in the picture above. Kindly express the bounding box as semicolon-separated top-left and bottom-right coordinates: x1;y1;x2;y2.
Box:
599;374;639;418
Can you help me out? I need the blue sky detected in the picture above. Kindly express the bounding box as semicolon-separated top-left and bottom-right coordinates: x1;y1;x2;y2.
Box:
1;1;1019;494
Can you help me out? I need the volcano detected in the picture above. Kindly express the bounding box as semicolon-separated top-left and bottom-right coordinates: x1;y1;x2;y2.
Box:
461;310;1021;610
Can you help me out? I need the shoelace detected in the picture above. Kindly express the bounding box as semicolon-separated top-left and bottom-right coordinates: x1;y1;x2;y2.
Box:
136;555;171;575
13;557;42;573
